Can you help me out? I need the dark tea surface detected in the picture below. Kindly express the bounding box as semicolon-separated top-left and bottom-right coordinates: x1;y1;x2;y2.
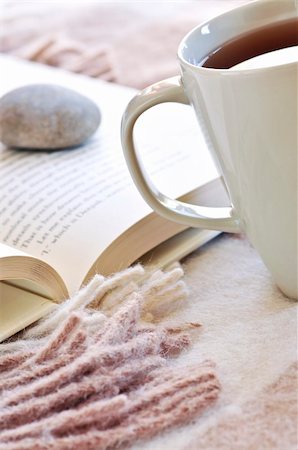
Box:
200;18;298;69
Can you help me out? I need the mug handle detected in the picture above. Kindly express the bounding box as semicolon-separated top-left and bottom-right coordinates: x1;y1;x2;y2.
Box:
121;76;240;233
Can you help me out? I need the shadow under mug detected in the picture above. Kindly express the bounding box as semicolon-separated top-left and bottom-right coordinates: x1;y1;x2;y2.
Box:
121;0;298;300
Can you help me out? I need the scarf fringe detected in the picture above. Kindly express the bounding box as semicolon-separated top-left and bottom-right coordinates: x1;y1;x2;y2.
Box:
0;264;220;450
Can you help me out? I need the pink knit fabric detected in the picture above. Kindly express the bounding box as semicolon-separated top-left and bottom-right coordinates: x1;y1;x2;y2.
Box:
0;1;249;89
0;266;220;450
186;362;298;450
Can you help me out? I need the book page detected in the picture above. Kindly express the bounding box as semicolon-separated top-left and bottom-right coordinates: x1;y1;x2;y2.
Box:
0;282;56;342
140;229;221;269
0;242;68;299
0;56;218;294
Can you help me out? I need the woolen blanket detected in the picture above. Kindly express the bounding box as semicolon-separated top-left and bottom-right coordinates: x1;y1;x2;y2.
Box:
1;236;297;450
0;264;220;450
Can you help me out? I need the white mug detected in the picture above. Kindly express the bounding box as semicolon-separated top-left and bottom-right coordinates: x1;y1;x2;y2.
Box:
121;0;298;299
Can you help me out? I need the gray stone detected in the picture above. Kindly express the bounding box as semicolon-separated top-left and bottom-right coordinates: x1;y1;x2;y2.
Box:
0;84;101;149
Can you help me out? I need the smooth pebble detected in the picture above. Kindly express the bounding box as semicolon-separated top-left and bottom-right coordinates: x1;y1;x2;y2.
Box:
0;84;101;149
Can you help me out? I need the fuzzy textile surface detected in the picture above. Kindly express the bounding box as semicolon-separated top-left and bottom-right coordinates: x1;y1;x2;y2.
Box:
135;235;297;450
0;1;249;89
1;236;297;450
0;264;220;450
186;362;298;450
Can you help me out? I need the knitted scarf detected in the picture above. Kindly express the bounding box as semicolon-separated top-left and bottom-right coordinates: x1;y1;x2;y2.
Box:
0;264;220;450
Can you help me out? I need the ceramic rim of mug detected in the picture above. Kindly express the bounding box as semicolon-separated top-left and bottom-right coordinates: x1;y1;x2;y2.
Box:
177;0;298;74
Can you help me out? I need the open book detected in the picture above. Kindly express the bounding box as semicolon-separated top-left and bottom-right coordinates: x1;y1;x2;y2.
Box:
0;56;228;341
